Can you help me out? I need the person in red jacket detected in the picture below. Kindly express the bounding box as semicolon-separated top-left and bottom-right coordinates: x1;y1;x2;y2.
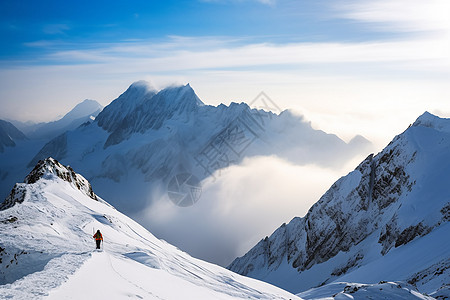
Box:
93;229;103;249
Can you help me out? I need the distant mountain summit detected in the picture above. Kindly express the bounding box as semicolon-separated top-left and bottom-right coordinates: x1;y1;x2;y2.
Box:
0;120;27;153
13;99;103;140
228;112;450;298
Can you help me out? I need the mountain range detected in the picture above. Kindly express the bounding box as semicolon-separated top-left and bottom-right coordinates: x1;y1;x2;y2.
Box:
0;80;448;299
0;81;373;266
24;81;371;213
0;81;373;265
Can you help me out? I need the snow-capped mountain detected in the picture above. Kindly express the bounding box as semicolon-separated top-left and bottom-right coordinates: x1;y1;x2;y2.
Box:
228;112;450;298
12;99;103;140
26;81;371;213
0;157;299;299
96;80;157;133
0;120;27;153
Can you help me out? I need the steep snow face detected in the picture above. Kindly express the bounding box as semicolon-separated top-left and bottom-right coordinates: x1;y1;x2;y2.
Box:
228;112;450;296
95;80;157;133
0;120;27;153
0;158;299;300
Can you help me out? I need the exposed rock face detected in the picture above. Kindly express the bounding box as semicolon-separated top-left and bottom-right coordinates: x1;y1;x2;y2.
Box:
228;112;450;294
230;139;416;275
1;158;97;211
26;158;97;200
0;184;27;211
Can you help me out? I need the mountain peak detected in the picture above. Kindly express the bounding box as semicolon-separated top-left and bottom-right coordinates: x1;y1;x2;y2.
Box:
65;99;103;120
102;83;205;148
25;157;97;200
96;81;157;132
157;83;204;107
412;111;450;132
129;80;156;91
1;157;98;211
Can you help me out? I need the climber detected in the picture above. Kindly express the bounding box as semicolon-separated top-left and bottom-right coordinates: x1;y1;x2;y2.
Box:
93;229;103;249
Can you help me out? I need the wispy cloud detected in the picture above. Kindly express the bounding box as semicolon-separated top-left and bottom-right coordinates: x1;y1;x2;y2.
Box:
336;0;450;35
20;36;450;75
42;23;70;35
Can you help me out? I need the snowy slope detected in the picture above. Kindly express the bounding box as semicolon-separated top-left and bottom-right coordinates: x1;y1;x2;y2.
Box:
297;281;436;300
228;112;450;296
0;120;27;153
0;158;299;300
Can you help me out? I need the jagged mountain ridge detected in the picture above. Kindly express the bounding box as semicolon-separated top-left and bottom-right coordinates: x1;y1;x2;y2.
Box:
103;83;204;148
0;158;298;299
228;112;450;297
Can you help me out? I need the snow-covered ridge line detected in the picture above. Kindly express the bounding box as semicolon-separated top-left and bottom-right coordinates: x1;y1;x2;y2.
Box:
413;111;450;133
1;157;97;211
25;157;97;201
0;156;299;299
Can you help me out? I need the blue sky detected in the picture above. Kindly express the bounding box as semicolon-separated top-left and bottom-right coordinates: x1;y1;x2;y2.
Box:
0;0;397;62
1;0;449;147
